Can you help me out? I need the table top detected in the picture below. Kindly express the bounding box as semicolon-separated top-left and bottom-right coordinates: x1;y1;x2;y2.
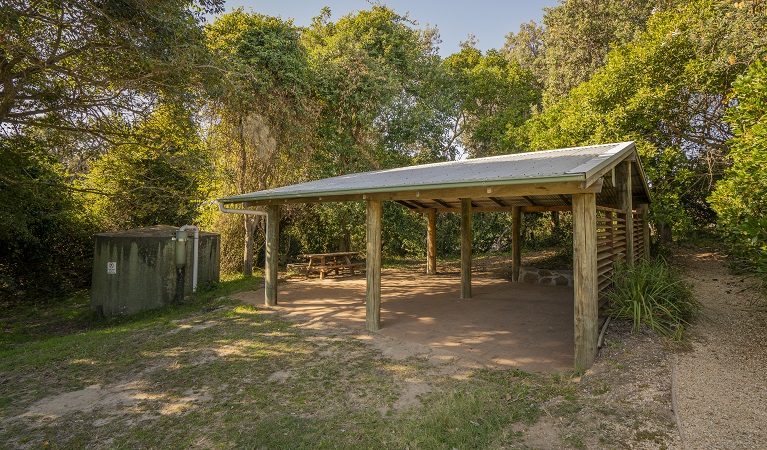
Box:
300;252;362;259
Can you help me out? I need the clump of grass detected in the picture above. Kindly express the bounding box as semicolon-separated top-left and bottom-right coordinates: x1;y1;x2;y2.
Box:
606;259;699;340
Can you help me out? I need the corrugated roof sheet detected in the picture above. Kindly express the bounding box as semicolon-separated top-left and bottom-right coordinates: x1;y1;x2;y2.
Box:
220;142;644;203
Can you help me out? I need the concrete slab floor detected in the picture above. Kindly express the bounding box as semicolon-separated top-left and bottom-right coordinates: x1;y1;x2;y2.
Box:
233;270;574;373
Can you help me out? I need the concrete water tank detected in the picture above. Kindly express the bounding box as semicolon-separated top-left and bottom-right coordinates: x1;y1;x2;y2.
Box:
91;225;220;316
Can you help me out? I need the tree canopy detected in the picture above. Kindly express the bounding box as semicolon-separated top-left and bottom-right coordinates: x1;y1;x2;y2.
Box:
4;0;767;302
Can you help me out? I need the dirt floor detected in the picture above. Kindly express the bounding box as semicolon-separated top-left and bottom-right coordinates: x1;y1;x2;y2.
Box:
232;270;574;373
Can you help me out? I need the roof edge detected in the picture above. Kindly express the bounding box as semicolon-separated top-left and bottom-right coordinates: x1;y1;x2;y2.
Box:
218;173;588;204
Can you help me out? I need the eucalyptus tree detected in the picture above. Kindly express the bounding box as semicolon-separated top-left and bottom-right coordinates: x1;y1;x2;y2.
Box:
205;10;315;274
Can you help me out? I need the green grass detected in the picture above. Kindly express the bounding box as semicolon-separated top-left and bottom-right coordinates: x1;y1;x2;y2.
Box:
0;274;262;352
606;259;700;340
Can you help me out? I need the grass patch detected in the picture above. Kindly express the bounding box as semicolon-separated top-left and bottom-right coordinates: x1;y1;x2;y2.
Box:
0;274;262;351
606;259;700;340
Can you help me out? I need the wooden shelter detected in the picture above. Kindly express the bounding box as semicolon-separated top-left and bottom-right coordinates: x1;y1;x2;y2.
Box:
218;142;652;371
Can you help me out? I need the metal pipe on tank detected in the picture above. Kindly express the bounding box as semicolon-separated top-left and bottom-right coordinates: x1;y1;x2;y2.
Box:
179;225;199;293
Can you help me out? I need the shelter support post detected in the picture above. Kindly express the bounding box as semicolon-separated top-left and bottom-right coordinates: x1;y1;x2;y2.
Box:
512;206;522;282
573;192;598;372
265;205;280;306
366;200;382;331
426;208;437;275
460;198;472;299
640;203;651;260
616;160;634;264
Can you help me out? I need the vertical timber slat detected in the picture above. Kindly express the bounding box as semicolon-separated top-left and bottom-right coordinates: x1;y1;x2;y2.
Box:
512;206;522;282
427;208;437;275
460;198;472;299
606;210;615;268
573;193;598;372
641;203;651;260
616;160;634;264
366;200;382;332
265;205;280;306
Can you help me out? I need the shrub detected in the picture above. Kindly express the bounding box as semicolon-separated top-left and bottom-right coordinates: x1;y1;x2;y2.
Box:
605;259;699;340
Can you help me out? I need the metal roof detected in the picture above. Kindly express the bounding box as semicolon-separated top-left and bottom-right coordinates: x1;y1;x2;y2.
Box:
219;142;651;210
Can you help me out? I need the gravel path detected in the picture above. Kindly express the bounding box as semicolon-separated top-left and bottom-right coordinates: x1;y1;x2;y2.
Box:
674;249;767;449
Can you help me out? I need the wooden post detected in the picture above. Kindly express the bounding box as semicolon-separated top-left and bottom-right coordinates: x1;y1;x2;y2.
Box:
366;200;382;332
616;160;633;264
512;206;522;282
573;193;598;373
426;208;437;275
265;205;280;306
460;198;472;299
640;203;651;260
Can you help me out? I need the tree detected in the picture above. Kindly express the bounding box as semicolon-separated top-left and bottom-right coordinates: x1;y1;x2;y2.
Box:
503;20;546;88
205;10;314;274
295;6;447;255
710;59;767;269
443;44;541;158
83;103;211;230
539;0;677;102
304;6;444;175
0;0;223;135
0;136;95;303
514;0;767;239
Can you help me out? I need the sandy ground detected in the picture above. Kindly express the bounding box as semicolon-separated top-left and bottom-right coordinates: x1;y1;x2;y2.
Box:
674;250;767;449
232;270;575;373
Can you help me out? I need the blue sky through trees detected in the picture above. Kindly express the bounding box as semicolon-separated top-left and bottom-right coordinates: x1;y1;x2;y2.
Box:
219;0;560;56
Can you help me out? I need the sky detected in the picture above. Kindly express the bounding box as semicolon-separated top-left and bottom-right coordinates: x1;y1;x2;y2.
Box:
216;0;560;57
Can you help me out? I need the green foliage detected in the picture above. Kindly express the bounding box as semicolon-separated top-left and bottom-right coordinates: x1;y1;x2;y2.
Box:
443;45;541;157
606;260;699;340
539;0;671;102
0;137;96;304
304;6;444;175
515;0;767;238
1;0;223;132
710;59;767;272
84;103;211;229
205;10;316;273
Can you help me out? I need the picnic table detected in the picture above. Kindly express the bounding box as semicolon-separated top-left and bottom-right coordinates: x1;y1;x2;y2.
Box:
288;251;365;279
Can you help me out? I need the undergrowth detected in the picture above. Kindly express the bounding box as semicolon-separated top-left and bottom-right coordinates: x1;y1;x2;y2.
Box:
606;259;700;340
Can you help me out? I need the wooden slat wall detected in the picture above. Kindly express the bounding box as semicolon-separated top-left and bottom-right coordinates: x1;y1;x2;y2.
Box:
596;207;648;316
632;210;645;264
596;207;627;315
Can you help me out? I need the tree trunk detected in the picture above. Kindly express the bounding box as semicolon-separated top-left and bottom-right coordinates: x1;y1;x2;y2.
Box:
243;214;255;276
657;220;672;244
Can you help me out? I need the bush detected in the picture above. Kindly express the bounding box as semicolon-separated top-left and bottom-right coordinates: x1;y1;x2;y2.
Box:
605;259;699;340
0;136;96;305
